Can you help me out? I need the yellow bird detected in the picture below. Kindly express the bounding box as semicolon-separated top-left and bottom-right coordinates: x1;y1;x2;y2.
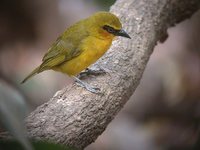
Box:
21;11;131;93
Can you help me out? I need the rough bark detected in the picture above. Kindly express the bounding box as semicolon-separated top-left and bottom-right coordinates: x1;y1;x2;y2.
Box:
25;0;200;149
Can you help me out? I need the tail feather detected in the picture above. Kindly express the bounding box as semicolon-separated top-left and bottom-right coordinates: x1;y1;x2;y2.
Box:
21;67;40;84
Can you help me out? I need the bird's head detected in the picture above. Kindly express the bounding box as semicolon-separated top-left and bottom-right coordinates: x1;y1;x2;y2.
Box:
87;12;131;40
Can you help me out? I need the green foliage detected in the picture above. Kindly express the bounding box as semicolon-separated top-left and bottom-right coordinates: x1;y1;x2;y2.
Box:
85;0;116;10
94;0;116;10
0;82;32;150
0;81;78;149
0;140;77;150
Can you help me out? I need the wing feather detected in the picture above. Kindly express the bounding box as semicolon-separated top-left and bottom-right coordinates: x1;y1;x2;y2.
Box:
38;21;89;71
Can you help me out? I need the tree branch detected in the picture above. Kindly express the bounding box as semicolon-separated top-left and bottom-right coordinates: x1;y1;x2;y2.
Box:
24;0;200;149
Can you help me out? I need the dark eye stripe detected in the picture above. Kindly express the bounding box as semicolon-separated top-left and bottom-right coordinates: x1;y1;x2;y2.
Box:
103;25;120;34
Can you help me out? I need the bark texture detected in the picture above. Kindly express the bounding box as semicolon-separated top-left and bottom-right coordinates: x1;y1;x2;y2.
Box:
25;0;200;149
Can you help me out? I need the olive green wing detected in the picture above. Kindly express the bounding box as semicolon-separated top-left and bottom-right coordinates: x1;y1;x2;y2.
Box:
39;38;82;71
21;37;83;84
39;21;89;71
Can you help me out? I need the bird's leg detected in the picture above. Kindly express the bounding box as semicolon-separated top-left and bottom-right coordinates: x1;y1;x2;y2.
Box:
78;66;107;79
74;76;100;93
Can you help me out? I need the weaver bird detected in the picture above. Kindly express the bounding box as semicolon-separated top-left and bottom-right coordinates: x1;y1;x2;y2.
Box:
21;11;131;93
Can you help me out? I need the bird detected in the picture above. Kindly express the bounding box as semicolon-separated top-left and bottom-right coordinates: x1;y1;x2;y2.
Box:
21;11;131;93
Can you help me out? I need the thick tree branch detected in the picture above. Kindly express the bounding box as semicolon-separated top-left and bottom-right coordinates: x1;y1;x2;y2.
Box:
24;0;199;149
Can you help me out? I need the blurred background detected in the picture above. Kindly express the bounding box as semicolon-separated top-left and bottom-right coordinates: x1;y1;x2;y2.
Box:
0;0;200;150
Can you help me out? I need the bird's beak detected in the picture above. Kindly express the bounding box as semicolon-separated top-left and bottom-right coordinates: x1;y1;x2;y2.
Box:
117;29;131;39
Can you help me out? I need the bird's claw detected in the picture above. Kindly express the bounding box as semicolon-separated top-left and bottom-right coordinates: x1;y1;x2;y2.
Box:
85;86;101;94
78;67;107;79
74;77;101;94
86;67;107;75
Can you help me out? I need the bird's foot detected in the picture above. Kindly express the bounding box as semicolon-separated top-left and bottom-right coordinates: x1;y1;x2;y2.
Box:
74;77;100;94
78;66;107;79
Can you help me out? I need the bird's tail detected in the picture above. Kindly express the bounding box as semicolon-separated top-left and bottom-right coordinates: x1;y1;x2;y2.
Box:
21;66;40;84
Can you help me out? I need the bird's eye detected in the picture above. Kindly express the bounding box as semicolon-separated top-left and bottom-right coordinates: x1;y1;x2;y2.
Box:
103;25;115;33
107;27;114;33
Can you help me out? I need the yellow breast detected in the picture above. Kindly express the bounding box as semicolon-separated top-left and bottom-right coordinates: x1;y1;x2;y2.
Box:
54;36;113;76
